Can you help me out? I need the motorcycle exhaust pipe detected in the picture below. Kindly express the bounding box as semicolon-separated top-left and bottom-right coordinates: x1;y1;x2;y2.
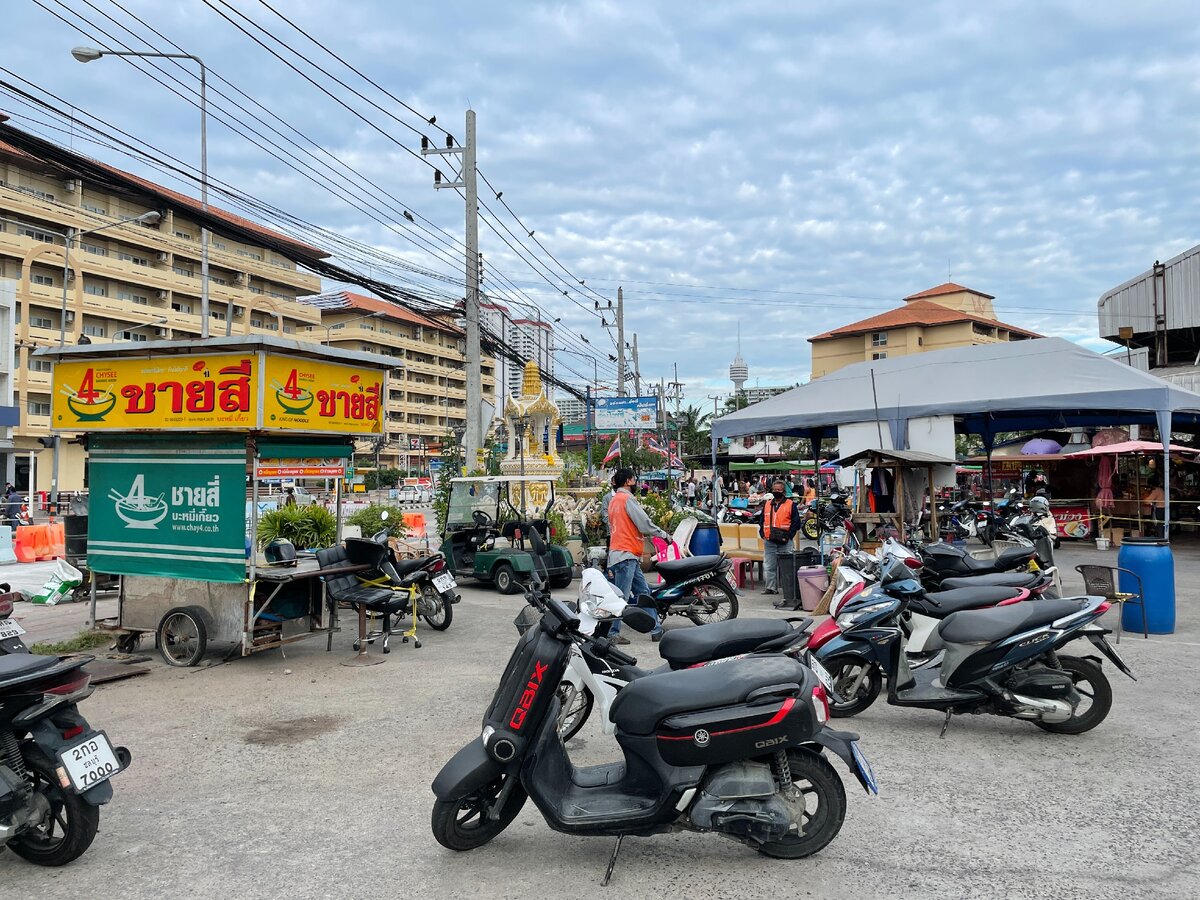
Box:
1009;692;1073;723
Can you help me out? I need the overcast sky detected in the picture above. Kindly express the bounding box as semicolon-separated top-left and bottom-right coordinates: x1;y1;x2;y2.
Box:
5;1;1200;402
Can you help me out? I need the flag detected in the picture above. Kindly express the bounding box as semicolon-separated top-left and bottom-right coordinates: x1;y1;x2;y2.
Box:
602;435;621;464
669;453;685;469
644;435;669;457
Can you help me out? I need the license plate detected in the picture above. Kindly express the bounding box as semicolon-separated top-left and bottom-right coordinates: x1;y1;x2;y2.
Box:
0;618;26;641
57;731;122;793
809;657;835;693
433;573;457;592
850;741;879;795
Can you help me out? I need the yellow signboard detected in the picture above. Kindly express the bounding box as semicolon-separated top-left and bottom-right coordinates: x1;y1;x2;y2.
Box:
53;354;257;431
52;352;384;435
262;355;383;435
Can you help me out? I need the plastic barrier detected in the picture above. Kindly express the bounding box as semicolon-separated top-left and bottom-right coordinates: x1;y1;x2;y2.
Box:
47;522;66;559
13;525;38;563
401;512;426;536
0;527;16;564
30;525;53;561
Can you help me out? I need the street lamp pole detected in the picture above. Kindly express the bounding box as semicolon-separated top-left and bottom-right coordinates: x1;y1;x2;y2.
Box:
73;46;211;337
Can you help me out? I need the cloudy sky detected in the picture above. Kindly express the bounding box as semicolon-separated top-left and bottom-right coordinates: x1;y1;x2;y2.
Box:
5;1;1200;402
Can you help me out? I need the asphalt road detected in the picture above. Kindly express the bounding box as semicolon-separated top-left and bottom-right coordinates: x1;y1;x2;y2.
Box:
2;543;1199;899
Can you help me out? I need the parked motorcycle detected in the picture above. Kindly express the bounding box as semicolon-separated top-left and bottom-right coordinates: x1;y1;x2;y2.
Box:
647;554;740;625
0;592;131;866
371;510;458;628
811;556;1135;733
431;530;875;876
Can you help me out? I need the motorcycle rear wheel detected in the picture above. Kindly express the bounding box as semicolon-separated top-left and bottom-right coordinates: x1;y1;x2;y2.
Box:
431;775;527;851
420;585;453;630
6;748;100;866
686;581;739;625
801;518;820;540
1034;656;1112;734
757;748;846;859
824;655;882;717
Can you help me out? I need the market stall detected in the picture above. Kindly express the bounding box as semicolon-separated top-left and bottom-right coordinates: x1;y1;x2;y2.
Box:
36;336;398;665
832;448;954;543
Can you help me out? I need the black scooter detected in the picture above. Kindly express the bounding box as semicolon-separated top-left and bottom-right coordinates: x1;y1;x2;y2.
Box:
431;531;876;882
646;554;740;625
0;592;131;866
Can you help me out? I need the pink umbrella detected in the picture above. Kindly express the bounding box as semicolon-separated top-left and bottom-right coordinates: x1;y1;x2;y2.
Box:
1096;455;1115;510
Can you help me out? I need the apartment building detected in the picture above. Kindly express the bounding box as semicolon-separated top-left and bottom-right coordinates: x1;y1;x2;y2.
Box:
481;300;555;399
298;290;495;469
1;280;15;486
809;282;1040;378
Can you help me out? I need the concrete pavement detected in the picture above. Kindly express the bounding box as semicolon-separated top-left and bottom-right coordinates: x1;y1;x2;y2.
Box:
0;543;1198;897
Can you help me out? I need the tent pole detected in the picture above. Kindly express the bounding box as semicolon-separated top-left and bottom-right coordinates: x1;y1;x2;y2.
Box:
1160;411;1171;541
710;432;719;518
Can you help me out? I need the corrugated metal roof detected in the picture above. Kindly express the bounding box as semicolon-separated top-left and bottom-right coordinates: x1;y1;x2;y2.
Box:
1098;242;1200;340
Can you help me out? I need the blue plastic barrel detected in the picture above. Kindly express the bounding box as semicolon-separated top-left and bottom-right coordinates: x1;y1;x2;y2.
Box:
1116;537;1175;634
690;522;721;556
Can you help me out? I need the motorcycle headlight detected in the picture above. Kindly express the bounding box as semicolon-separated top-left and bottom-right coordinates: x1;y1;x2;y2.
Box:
835;600;893;630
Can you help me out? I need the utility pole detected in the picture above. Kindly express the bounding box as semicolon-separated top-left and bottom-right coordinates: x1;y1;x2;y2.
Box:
585;384;594;476
424;110;482;469
631;333;641;396
616;286;626;396
708;394;723;517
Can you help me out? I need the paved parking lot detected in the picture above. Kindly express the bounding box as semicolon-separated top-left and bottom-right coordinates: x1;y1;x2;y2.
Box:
3;543;1199;898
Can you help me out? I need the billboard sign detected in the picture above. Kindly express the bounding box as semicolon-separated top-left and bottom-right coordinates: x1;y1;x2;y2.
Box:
592;396;659;430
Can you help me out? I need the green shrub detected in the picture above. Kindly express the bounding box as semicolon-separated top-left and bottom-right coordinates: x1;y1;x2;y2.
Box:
345;503;407;538
257;504;337;549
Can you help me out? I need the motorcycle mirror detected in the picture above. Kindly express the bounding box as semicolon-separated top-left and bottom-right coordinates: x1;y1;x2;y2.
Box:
621;606;657;633
379;510;389;522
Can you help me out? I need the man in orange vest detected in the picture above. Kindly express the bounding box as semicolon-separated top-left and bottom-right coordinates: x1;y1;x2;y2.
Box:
760;478;800;596
607;467;671;642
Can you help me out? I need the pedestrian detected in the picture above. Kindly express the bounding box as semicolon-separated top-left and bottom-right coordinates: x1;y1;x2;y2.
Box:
1144;474;1165;537
283;486;297;507
803;477;817;505
606;467;671;643
685;478;697;507
3;485;23;532
760;478;801;599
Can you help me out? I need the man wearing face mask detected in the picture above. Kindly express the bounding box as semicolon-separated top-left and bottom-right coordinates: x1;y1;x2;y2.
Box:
760;478;800;596
607;467;671;642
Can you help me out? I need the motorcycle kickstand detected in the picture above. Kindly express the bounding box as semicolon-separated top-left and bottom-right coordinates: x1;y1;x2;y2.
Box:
601;834;624;887
939;709;952;739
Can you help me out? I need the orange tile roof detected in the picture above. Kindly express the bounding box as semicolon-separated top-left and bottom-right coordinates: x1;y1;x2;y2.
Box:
304;290;462;334
0;132;327;260
903;281;994;301
809;299;1041;342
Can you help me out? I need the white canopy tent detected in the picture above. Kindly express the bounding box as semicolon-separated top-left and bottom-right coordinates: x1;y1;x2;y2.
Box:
712;338;1200;537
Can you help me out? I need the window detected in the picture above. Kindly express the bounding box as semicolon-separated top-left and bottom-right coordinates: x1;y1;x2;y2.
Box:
32;274;54;286
118;291;151;305
213;240;228;251
209;276;228;286
236;248;263;261
30;315;53;329
27;400;51;417
18;186;55;201
972;323;996;337
872;352;887;360
210;310;226;321
82;203;108;215
81;242;108;257
871;331;888;347
83;324;106;337
84;284;107;297
172;301;193;314
117;252;150;266
20;226;58;243
29;359;53;372
250;317;265;328
121;331;149;342
173;265;194;278
282;325;295;334
174;230;193;241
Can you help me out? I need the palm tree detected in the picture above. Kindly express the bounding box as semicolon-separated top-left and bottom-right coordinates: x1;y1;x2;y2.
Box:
677;405;712;456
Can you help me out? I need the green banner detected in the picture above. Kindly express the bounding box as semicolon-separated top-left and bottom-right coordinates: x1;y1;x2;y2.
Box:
87;436;248;583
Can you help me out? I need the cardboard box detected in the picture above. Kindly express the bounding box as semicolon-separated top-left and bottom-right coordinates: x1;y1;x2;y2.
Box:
1107;527;1125;547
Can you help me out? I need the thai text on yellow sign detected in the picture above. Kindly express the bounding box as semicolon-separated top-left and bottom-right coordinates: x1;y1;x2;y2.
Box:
262;355;383;435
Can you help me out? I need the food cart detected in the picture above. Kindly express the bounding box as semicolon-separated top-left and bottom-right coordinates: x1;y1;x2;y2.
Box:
36;336;398;666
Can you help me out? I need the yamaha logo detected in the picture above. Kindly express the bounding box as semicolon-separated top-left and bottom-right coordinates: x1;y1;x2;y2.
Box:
693;729;711;746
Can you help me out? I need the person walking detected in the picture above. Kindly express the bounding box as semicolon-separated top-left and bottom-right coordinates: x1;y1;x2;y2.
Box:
802;477;817;505
685;478;697;507
760;478;801;596
283;487;297;507
4;485;23;533
606;467;671;642
1144;474;1166;538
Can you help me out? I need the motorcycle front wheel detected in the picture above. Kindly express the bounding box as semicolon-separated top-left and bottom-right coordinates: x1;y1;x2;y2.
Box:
431;775;527;851
823;655;882;717
801;518;820;540
556;683;594;741
6;748;99;866
686;581;739;625
757;748;847;859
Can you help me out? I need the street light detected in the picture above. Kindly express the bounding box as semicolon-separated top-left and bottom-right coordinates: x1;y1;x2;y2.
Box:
73;45;212;337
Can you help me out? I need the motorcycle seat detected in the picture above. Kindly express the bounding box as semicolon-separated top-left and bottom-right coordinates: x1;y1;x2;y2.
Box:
910;586;1025;617
392;557;428;576
654;555;724;580
0;653;59;680
993;546;1037;569
658;618;793;668
610;654;810;735
937;599;1086;644
939;573;1041;591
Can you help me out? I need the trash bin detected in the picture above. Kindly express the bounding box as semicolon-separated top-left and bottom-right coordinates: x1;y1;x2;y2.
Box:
1117;537;1175;634
63;514;88;560
797;566;830;612
777;550;800;604
690;522;721;557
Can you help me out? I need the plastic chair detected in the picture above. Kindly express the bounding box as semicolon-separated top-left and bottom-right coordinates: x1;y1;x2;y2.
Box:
729;557;755;589
651;537;683;584
1074;564;1147;643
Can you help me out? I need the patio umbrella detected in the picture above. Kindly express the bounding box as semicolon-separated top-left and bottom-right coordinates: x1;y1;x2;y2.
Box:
1022;438;1062;455
1096;455;1115;510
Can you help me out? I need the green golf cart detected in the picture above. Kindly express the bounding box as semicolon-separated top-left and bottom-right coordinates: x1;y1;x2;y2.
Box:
438;476;575;594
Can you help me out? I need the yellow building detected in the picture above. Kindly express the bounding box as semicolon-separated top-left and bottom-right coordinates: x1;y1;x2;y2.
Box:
298;290;495;470
808;282;1040;378
0;123;487;489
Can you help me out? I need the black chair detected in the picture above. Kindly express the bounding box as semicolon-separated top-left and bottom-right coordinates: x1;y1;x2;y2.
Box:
316;545;408;660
